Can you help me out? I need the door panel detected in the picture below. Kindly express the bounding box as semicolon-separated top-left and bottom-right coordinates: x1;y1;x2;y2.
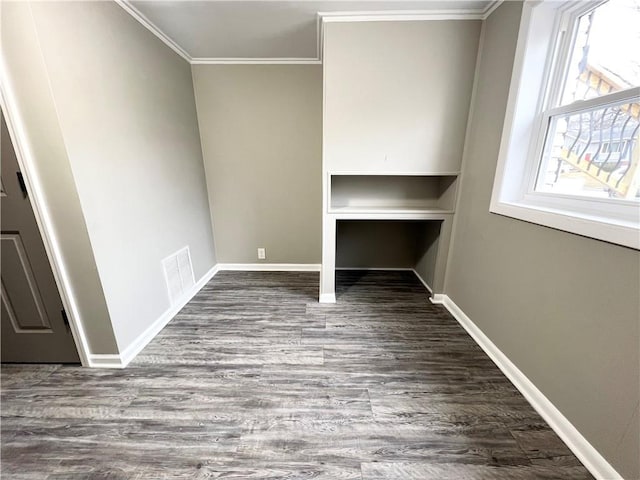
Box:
2;234;52;331
1;109;79;363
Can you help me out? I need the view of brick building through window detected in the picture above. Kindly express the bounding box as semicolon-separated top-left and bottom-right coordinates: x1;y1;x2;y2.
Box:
537;0;640;201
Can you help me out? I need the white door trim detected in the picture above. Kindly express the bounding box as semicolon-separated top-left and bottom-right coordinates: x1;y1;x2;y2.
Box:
0;71;90;366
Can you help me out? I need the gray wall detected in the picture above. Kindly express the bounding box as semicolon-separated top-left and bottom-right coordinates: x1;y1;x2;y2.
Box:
414;223;442;290
445;3;640;478
1;2;118;354
192;65;322;264
7;1;217;354
323;20;481;174
336;221;438;270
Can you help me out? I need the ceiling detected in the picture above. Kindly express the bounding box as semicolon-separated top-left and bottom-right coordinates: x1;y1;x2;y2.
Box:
120;1;498;62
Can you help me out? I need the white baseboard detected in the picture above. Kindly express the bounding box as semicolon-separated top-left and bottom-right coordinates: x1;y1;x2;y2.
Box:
88;263;320;367
411;269;433;295
430;294;622;480
88;264;220;369
86;354;123;368
431;293;447;304
118;264;220;367
217;263;321;272
335;267;414;271
319;293;336;303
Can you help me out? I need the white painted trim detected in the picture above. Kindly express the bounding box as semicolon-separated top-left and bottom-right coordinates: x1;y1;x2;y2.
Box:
316;12;324;65
0;60;91;366
411;269;433;295
217;263;321;272
489;1;639;250
430;294;623;480
88;263;324;367
319;293;336;304
116;264;219;367
491;201;640;250
114;0;192;62
481;0;504;19
328;170;461;176
88;264;220;368
191;58;322;65
317;6;491;65
430;293;447;304
318;10;485;22
335;267;413;271
117;4;492;66
86;354;123;368
331;211;453;221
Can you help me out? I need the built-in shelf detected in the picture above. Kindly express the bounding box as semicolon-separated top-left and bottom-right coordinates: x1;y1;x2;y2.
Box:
321;18;470;302
329;174;458;216
329;206;454;221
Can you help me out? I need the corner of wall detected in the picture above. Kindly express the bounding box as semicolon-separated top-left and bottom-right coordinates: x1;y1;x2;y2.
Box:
442;19;486;294
1;0;119;363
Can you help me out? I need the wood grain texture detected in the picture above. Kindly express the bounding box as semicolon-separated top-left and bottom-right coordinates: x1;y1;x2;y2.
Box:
1;270;594;479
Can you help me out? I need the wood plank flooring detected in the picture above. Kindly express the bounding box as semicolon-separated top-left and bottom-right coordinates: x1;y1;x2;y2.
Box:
1;270;594;479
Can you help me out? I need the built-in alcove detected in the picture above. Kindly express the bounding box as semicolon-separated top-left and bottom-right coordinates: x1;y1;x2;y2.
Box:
320;18;478;302
321;175;456;301
336;220;442;290
330;175;458;213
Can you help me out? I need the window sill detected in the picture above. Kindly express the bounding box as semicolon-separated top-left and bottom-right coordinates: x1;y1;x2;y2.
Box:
489;200;640;250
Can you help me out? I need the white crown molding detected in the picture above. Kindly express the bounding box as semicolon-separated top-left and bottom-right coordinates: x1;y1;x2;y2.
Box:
317;9;488;61
481;0;504;19
191;58;322;65
318;10;485;23
116;1;499;65
115;0;192;62
430;294;623;480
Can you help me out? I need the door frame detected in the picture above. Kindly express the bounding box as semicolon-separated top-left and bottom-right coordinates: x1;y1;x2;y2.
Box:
1;73;90;366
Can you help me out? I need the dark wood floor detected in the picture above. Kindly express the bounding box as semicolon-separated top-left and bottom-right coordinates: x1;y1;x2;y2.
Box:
1;270;593;479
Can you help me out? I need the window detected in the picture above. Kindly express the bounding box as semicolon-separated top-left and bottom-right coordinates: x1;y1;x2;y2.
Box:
491;0;640;249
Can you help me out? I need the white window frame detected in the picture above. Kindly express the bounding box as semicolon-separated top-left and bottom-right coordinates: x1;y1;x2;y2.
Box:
490;0;640;250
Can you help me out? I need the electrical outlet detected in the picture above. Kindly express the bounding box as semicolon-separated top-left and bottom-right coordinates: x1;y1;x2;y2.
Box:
257;248;266;260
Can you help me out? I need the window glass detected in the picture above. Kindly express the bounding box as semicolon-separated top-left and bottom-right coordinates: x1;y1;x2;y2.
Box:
560;0;640;106
537;0;640;201
537;100;639;200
